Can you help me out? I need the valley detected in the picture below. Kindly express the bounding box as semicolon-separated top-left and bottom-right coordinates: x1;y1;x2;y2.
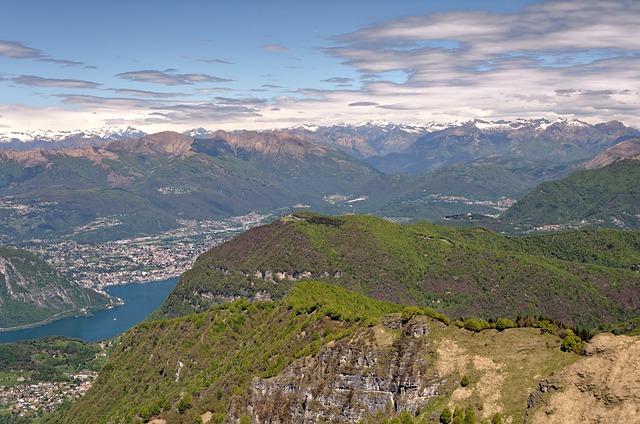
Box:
0;118;639;423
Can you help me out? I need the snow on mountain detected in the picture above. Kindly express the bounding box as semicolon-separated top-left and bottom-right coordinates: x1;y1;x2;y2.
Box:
0;126;145;144
184;127;215;138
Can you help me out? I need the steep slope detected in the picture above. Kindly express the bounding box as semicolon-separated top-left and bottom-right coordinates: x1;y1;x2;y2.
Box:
500;159;640;231
581;138;640;170
153;212;640;328
0;131;381;243
0;247;112;329
54;282;582;424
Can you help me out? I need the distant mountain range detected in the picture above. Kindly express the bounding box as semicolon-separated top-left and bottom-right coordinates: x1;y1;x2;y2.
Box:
367;118;640;174
1;118;639;243
5;118;637;168
0;131;380;243
0;126;145;150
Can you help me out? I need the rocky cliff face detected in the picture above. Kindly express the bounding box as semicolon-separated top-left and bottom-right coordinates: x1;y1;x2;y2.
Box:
237;318;443;423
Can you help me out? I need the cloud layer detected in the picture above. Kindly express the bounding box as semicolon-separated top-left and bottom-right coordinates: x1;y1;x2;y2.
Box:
1;1;639;131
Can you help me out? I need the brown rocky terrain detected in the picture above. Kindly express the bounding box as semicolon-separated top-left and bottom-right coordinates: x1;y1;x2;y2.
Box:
582;138;640;170
526;333;640;424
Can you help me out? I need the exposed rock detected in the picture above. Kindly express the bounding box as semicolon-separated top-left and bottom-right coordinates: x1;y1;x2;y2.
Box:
234;321;442;423
525;333;640;423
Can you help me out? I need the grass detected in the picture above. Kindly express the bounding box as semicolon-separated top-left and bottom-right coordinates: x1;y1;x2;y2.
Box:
426;325;579;423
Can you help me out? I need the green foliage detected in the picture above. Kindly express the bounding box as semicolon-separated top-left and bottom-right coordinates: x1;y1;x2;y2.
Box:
495;318;517;331
157;212;640;330
177;393;192;413
463;318;490;332
401;306;423;323
0;247;111;328
463;408;476;424
452;406;464;424
501;160;640;231
460;375;470;387
287;281;404;325
440;407;452;423
54;282;405;423
491;413;503;424
560;330;587;355
0;336;104;382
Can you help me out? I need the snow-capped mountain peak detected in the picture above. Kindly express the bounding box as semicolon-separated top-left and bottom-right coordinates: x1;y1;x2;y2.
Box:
0;126;145;143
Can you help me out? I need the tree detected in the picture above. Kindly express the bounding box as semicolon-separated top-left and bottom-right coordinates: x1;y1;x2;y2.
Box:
561;329;586;355
495;318;517;331
460;375;470;387
452;406;464;424
440;407;453;423
177;393;193;414
464;408;476;424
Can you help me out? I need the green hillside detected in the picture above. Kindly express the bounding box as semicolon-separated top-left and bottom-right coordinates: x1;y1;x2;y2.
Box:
0;247;113;329
50;282;579;424
153;212;640;329
500;159;640;231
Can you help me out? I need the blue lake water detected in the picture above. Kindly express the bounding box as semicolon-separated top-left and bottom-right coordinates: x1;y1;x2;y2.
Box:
0;277;178;343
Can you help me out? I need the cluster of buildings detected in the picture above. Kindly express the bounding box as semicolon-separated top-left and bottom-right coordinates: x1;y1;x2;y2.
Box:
0;373;96;416
26;212;271;289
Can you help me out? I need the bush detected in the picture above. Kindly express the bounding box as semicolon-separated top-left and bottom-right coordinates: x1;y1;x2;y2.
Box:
440;407;452;423
463;318;487;332
561;329;586;355
495;318;517;331
453;406;464;423
464;408;476;424
177;393;192;414
401;306;423;323
460;375;470;387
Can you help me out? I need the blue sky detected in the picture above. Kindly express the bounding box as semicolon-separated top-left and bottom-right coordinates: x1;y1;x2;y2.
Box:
1;0;639;132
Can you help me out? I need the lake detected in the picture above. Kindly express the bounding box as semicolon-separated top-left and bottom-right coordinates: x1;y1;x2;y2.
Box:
0;277;178;343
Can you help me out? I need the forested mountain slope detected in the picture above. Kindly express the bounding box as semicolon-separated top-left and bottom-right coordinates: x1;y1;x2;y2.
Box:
153;212;640;329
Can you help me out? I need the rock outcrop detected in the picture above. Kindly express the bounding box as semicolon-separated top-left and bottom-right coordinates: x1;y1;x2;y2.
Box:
236;317;443;423
525;333;640;424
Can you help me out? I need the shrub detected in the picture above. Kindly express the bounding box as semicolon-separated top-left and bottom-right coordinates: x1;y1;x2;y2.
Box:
460;375;470;387
177;393;192;414
453;406;464;422
464;408;476;424
495;318;517;331
401;306;423;323
561;329;586;355
440;407;452;423
463;318;485;332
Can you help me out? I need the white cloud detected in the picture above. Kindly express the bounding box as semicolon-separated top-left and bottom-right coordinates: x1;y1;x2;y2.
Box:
116;70;233;86
0;41;41;59
13;75;101;89
313;0;640;127
262;44;290;52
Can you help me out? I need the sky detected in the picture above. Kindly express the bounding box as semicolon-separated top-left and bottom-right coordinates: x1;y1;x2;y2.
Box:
1;0;639;132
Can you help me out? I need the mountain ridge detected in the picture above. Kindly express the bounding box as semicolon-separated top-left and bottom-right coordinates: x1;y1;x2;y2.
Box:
153;212;640;329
